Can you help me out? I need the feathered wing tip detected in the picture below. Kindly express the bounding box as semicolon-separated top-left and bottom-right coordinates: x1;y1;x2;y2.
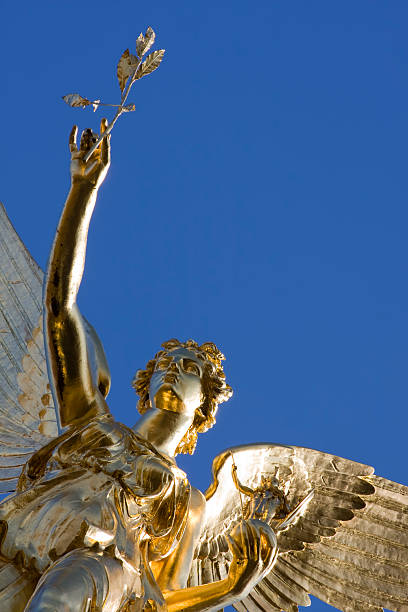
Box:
0;203;58;495
190;443;408;612
0;557;36;610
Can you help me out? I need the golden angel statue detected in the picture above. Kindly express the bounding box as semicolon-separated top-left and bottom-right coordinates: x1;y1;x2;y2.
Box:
0;121;407;612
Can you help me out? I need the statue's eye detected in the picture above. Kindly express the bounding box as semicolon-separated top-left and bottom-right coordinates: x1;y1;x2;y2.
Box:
182;359;200;376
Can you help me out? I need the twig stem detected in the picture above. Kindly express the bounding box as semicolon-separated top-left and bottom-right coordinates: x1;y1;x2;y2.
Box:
83;57;143;163
93;102;124;108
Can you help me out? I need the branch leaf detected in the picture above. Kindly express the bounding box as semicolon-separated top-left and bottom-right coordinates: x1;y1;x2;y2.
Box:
136;26;155;58
62;93;92;109
136;49;165;80
122;103;136;112
117;49;139;92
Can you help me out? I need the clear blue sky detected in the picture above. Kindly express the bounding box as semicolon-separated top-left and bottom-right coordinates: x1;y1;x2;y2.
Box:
1;2;407;610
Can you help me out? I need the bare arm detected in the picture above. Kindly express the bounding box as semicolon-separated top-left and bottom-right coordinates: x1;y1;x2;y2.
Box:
44;121;111;428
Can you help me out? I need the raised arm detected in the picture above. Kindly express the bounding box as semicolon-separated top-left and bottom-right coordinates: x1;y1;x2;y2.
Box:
44;120;111;429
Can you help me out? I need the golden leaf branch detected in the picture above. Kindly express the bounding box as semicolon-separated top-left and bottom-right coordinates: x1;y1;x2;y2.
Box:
62;27;165;164
82;55;143;163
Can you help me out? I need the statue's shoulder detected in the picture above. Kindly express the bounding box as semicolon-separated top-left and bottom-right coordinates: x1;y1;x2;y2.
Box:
69;415;158;457
73;416;176;468
20;416;154;485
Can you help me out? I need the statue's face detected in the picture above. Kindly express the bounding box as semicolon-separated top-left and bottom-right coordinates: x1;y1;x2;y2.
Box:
149;348;205;416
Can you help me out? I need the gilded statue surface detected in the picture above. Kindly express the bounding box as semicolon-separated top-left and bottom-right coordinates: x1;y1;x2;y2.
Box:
0;119;407;610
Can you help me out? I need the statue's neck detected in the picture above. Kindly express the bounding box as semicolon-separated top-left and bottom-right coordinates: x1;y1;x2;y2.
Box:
132;408;193;458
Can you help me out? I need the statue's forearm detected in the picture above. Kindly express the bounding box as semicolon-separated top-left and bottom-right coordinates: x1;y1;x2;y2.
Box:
44;182;98;315
163;519;275;612
163;578;237;612
44;182;109;427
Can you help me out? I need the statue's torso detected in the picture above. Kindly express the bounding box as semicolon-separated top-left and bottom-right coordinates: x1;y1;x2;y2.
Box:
0;416;191;579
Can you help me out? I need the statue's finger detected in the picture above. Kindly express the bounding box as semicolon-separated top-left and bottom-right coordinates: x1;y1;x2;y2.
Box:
80;128;90;151
99;118;110;164
259;523;277;565
263;538;278;572
226;533;242;558
247;521;259;558
69;125;78;153
101;130;111;166
80;128;98;152
233;521;251;556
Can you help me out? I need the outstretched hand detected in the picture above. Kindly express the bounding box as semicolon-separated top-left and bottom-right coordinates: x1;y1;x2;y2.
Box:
69;118;111;189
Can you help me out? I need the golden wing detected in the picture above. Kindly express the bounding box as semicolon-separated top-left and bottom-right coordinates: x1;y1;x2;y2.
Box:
189;444;408;612
0;203;58;494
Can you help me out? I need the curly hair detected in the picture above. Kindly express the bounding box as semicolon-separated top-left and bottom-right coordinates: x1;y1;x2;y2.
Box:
132;339;233;455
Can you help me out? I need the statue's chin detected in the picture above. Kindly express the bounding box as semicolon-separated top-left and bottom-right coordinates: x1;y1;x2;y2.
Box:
154;386;184;414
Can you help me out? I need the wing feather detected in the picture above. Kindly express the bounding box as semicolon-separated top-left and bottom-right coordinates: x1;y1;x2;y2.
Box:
268;460;408;611
266;566;311;608
190;444;408;611
0;203;58;492
254;578;299;610
243;592;277;612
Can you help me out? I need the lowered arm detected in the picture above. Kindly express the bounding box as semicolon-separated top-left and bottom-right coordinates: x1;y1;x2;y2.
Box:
162;519;278;612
